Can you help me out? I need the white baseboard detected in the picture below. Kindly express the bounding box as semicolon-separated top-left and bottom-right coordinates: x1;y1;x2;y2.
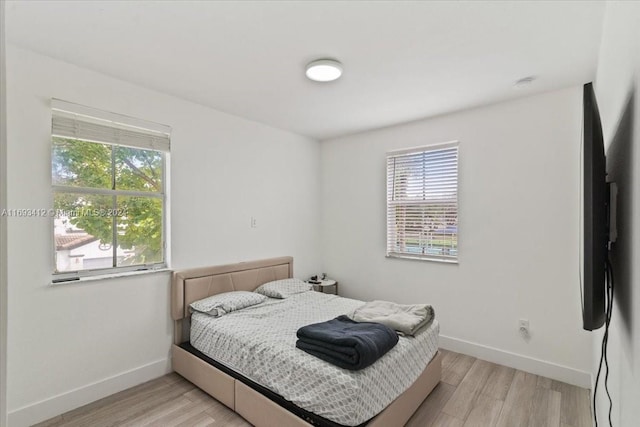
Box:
439;335;591;389
7;358;172;427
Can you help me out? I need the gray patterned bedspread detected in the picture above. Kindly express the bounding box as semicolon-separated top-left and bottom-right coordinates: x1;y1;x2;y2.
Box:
190;291;439;426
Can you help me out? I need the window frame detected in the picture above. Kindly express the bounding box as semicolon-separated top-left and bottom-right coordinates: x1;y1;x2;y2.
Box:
386;141;459;263
51;101;170;282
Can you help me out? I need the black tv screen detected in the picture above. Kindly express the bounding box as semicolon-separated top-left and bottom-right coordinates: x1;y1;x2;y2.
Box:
582;82;607;331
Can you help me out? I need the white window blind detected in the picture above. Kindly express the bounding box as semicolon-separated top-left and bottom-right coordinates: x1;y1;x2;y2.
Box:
51;99;170;152
386;142;459;262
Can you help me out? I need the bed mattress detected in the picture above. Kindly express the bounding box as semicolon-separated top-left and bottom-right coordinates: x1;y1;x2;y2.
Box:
190;291;439;426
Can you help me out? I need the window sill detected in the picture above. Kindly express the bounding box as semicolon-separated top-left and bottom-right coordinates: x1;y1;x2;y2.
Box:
50;268;171;286
386;254;459;264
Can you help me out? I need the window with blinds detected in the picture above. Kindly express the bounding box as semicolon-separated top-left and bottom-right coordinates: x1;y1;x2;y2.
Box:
386;142;459;262
51;99;170;280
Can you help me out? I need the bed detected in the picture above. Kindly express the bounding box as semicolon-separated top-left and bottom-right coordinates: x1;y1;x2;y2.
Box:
171;256;442;427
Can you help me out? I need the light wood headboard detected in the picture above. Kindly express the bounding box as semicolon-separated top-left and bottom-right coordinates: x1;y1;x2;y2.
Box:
171;256;293;343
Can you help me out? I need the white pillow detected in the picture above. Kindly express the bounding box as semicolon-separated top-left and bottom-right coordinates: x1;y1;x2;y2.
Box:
189;291;266;317
254;278;312;299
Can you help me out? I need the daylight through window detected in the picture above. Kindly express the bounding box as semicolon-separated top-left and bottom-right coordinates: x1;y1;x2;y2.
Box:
51;100;170;278
386;142;459;262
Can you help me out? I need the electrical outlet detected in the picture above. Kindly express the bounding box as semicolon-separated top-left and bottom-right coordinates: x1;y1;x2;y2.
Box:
519;319;530;336
250;217;257;228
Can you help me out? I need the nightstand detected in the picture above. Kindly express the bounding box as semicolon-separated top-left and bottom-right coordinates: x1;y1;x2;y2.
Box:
312;279;338;295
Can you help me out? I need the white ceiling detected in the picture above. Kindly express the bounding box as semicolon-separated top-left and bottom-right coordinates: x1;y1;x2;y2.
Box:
6;1;605;140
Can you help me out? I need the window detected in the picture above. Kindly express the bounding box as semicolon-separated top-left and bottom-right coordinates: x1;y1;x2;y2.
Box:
386;142;459;262
51;99;170;279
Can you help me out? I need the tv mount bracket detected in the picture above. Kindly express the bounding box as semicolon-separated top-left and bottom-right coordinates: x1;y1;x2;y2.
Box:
607;181;618;248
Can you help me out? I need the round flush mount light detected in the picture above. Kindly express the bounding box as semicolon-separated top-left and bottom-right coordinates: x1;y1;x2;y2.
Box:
514;76;536;89
305;59;343;82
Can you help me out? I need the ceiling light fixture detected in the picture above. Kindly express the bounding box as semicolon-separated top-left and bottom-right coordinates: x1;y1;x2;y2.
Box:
514;76;536;89
305;59;343;82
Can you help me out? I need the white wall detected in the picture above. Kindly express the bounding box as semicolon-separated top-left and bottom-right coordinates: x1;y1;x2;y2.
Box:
593;2;640;426
5;45;320;426
321;87;592;386
1;1;9;425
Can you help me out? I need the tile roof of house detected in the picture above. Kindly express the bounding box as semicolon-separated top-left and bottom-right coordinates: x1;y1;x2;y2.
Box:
55;233;98;250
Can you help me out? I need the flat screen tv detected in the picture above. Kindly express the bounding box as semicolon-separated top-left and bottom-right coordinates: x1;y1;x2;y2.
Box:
582;82;608;331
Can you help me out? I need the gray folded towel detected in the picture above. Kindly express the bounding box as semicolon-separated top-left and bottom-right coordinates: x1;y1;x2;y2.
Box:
349;300;435;336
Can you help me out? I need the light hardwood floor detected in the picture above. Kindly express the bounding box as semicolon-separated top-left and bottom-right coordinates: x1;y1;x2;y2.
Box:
34;349;591;427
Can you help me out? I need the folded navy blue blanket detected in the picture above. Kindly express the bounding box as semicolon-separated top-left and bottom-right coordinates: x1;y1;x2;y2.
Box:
296;315;399;370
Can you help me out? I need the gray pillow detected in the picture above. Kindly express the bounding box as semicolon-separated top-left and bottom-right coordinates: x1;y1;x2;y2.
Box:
190;291;266;317
254;278;312;299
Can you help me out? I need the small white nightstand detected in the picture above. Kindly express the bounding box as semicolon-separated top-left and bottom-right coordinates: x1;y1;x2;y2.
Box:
311;279;338;295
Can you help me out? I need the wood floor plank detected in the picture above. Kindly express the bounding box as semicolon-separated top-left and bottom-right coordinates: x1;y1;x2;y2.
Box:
184;387;219;405
463;393;503;427
481;364;516;401
537;376;553;389
205;402;251;426
61;381;176;427
405;382;456;427
441;351;476;386
65;382;186;427
119;397;193;427
432;412;465;427
573;387;593;427
442;359;495;419
60;377;168;422
551;381;592;427
162;372;185;384
527;387;561;427
99;389;192;427
32;415;65;427
165;377;198;394
440;349;456;370
173;410;217;427
495;371;538;427
151;400;212;426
